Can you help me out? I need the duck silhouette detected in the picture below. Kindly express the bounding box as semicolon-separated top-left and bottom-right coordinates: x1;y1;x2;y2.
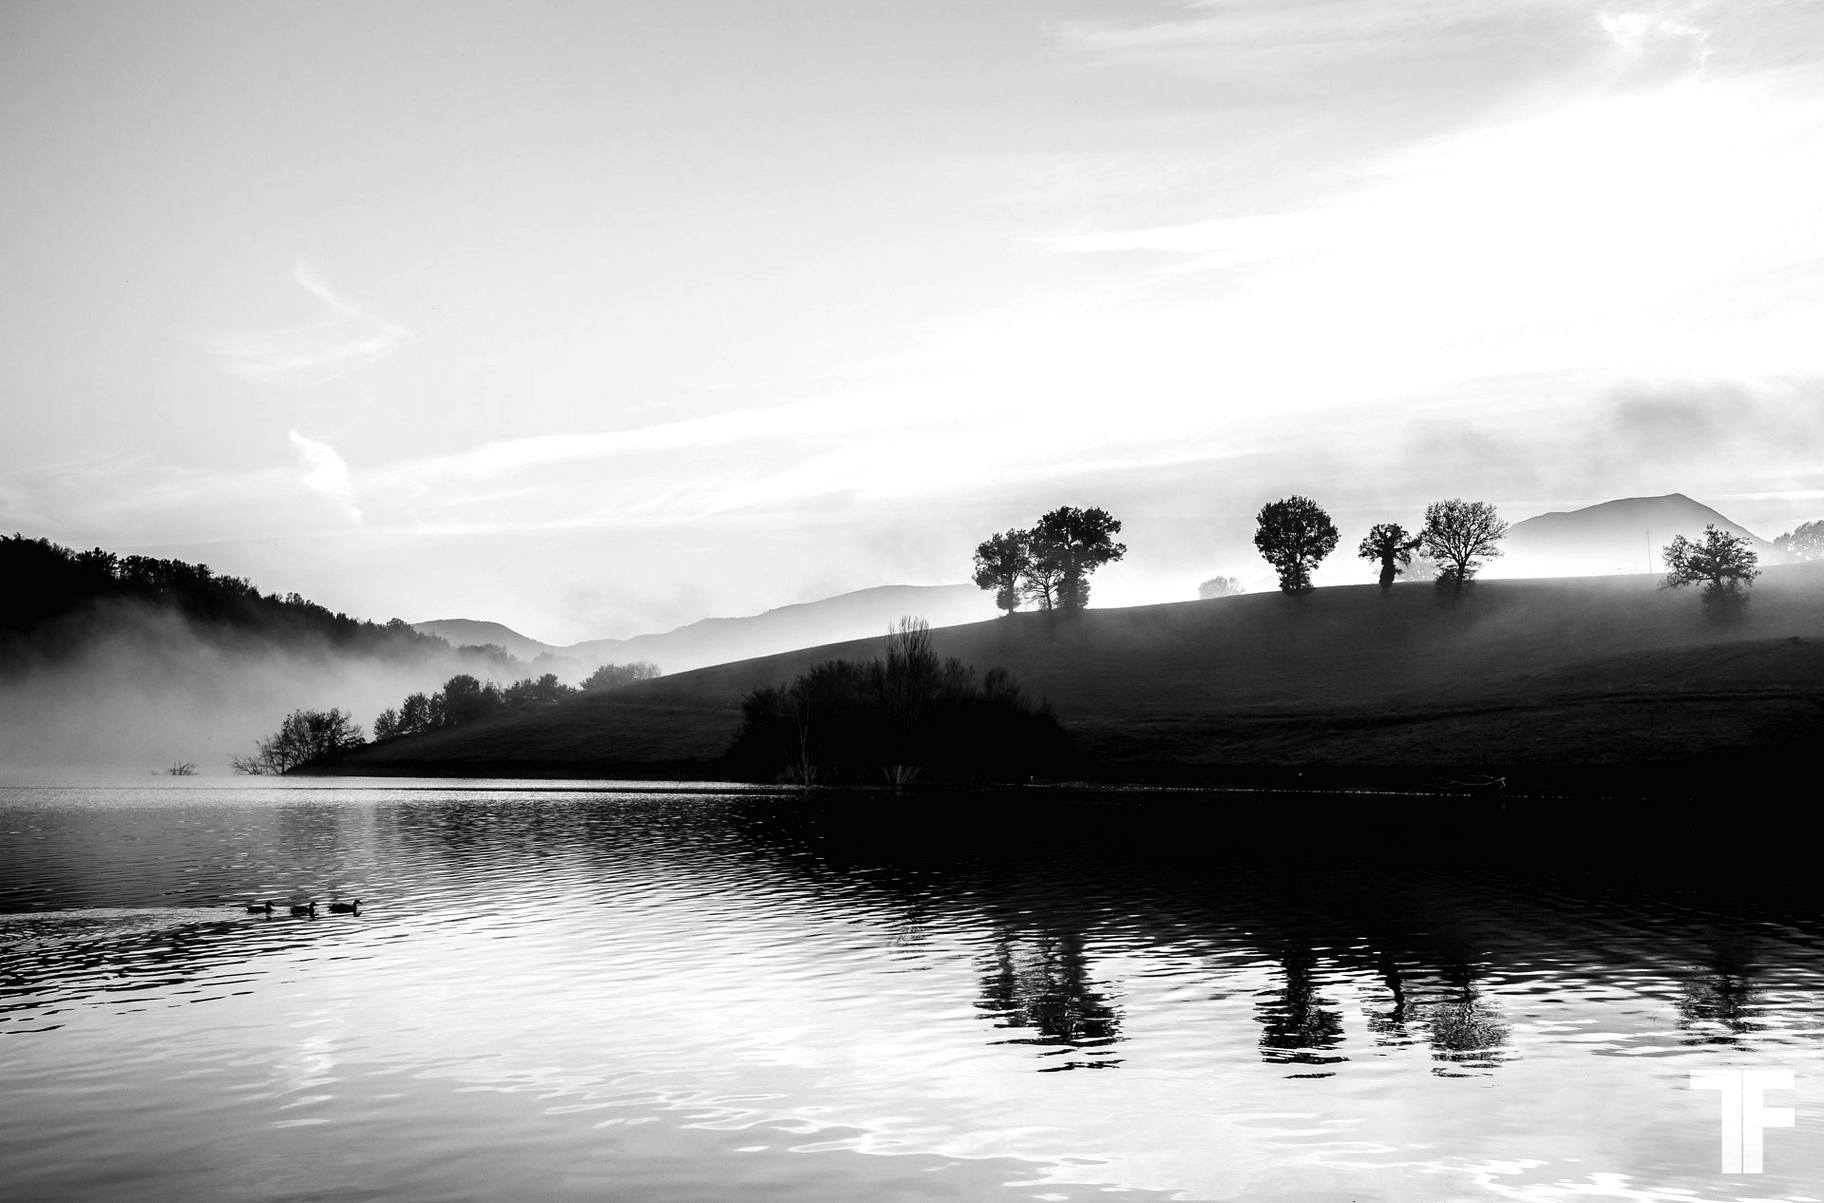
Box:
289;902;317;917
245;901;274;915
327;900;361;915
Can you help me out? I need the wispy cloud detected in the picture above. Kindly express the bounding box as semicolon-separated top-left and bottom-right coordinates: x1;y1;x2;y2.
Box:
1054;0;1589;70
1598;10;1712;77
202;261;412;384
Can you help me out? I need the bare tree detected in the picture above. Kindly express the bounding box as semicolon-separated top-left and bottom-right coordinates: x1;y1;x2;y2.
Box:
232;708;365;774
1419;499;1508;591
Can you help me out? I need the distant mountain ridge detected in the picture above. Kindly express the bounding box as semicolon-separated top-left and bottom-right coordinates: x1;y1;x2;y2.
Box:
1499;493;1771;577
417;583;996;677
410;619;559;662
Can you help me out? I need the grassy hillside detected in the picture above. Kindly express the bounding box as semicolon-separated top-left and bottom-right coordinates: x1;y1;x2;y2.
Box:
328;563;1824;792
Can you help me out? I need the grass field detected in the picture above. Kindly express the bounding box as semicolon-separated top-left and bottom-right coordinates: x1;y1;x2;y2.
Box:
326;562;1824;794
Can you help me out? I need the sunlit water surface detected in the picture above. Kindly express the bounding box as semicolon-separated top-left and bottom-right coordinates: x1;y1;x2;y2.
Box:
3;781;1822;1201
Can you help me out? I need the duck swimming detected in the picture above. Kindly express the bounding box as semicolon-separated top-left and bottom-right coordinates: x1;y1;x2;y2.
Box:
289;902;317;917
245;901;274;915
327;900;361;915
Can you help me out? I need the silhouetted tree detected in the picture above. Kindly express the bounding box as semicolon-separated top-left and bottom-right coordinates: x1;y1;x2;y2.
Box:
398;692;432;734
581;661;662;690
973;530;1033;615
1773;519;1824;562
727;617;1067;784
1253;496;1338;594
1022;553;1063;612
373;707;401;741
1358;522;1423;589
1027;506;1126;612
438;674;487;724
503;672;574;704
1197;575;1245;600
1663;524;1759;620
1419;499;1507;591
232;707;364;774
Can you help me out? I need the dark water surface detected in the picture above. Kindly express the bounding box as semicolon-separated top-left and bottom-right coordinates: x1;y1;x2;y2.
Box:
3;780;1822;1201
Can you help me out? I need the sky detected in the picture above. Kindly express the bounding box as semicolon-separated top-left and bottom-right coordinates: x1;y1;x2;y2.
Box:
4;0;1824;643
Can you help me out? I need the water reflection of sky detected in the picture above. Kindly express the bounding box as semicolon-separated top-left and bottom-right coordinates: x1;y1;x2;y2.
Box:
2;782;1822;1201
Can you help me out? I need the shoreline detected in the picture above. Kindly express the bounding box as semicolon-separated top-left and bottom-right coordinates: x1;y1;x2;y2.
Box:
294;754;1762;802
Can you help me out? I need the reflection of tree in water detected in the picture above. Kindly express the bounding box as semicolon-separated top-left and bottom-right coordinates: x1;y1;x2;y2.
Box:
1417;963;1510;1077
1677;938;1761;1046
977;929;1123;1071
1255;949;1346;1072
1362;950;1414;1048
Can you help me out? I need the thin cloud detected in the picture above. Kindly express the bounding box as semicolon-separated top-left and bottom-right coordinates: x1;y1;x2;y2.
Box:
202;262;413;384
288;430;363;525
1598;10;1712;76
1053;0;1587;68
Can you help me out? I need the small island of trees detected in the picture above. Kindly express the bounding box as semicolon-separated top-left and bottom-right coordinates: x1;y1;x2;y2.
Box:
728;617;1068;784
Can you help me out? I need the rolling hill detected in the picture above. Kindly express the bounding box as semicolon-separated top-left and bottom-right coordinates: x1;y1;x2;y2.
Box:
333;560;1824;794
1498;493;1774;578
417;583;995;677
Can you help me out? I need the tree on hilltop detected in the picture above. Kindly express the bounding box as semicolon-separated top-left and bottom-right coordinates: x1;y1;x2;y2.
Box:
1419;499;1507;591
972;506;1126;614
1198;575;1246;600
1773;520;1824;563
1358;522;1423;590
582;661;661;690
1029;506;1126;612
1254;496;1338;594
973;530;1033;615
1663;525;1760;619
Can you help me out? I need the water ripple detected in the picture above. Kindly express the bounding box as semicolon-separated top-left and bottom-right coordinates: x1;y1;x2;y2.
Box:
4;784;1824;1200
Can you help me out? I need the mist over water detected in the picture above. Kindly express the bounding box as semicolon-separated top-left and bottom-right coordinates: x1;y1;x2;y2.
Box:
0;604;515;778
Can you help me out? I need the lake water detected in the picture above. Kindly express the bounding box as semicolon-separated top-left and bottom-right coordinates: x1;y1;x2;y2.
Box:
3;781;1822;1201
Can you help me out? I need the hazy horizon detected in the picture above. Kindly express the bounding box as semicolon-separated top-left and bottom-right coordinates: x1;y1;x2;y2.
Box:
6;2;1824;643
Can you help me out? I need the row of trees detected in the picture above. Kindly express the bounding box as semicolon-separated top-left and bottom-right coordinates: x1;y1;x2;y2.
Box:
972;497;1512;614
1251;496;1511;595
371;661;661;741
973;507;1127;614
1;533;455;664
728;618;1068;784
1773;520;1824;562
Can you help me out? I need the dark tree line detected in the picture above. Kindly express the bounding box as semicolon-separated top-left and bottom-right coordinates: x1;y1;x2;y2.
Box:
0;533;459;665
581;660;661;690
372;661;662;741
727;617;1069;784
1250;497;1508;594
973;506;1126;615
